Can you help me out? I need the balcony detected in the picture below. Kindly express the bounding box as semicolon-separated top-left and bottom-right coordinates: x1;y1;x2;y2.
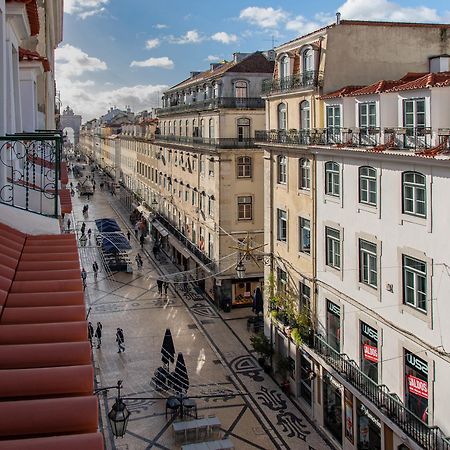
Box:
0;131;63;218
153;213;215;269
383;127;432;150
309;334;450;450
154;135;259;149
262;71;323;95
156;97;265;116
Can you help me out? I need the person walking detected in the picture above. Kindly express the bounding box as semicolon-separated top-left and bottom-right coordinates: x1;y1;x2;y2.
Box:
80;222;86;235
95;322;103;349
140;234;145;249
163;281;169;297
67;218;71;232
81;267;87;290
127;230;131;241
87;228;92;241
157;278;163;296
92;261;99;280
134;228;139;239
116;328;125;353
138;253;143;269
88;322;94;348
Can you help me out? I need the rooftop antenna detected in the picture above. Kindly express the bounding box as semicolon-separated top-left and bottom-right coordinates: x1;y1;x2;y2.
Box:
264;35;278;49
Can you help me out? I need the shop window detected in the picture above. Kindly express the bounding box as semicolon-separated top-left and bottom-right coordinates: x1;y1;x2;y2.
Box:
404;350;428;423
360;322;378;383
299;353;312;406
326;300;340;352
357;401;382;450
323;372;343;445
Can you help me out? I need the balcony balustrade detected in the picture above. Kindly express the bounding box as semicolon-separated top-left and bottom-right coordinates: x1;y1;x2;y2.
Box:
0;131;63;218
262;71;323;95
309;334;450;450
154;134;258;149
156;97;264;116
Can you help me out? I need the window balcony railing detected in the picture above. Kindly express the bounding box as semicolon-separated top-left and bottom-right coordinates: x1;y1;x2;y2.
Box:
384;127;432;150
156;97;265;116
262;71;324;95
153;213;215;270
154;134;259;149
0;131;63;218
309;334;450;450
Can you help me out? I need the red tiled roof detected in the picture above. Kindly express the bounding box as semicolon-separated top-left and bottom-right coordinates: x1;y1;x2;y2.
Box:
19;47;50;72
6;0;40;36
321;86;363;99
349;73;425;96
0;222;102;448
386;72;450;92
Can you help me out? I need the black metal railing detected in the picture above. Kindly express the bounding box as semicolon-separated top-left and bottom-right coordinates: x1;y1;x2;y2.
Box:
310;334;450;450
154;135;258;149
0;131;62;217
156;97;264;115
262;71;323;94
154;214;215;269
384;127;432;150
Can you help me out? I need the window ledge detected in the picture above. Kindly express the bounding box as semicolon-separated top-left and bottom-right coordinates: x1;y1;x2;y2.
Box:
298;251;312;260
323;195;340;205
401;213;426;227
298;188;311;197
357;203;378;215
400;303;430;326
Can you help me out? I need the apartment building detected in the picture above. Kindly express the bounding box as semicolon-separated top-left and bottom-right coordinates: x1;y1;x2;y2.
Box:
258;19;450;450
149;51;274;308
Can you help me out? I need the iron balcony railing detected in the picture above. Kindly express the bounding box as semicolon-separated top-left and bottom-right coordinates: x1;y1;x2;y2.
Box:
154;213;215;269
0;131;62;218
310;334;450;450
156;97;265;116
384;127;432;150
262;71;323;95
154;135;259;149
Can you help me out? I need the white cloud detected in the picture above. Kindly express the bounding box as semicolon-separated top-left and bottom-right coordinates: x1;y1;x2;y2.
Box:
145;38;160;49
154;23;168;29
64;0;109;18
168;30;204;44
56;44;107;79
239;7;288;29
130;56;174;69
206;55;221;62
211;31;238;44
286;16;323;35
338;0;447;22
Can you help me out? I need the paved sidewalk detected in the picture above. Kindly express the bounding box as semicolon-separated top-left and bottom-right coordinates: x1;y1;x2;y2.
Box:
72;179;333;450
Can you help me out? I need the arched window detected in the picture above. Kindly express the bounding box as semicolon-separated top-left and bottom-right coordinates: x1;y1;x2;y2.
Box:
237;156;252;178
278;103;287;130
302;48;314;73
209;119;215;139
185;119;189;137
325;161;340;197
168;121;171;135
237;118;250;143
179;120;182;136
299;158;310;190
200;119;205;138
402;172;426;217
280;55;289;79
300;101;310;130
192;119;198;137
235;81;248;98
277;155;287;184
359;166;377;206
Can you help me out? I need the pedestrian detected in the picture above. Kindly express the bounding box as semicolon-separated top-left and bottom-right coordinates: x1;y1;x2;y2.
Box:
127;230;131;241
140;234;145;249
163;281;169;297
81;267;87;290
135;254;142;270
134;228;138;239
116;328;125;353
88;321;94;348
80;222;86;235
138;253;143;269
70;188;75;197
92;261;98;280
87;228;92;241
95;322;103;349
67;218;71;231
153;243;159;260
157;278;163;296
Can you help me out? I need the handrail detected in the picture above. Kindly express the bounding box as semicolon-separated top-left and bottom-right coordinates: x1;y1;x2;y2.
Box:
310;334;450;449
262;71;324;94
0;132;62;218
154;135;258;149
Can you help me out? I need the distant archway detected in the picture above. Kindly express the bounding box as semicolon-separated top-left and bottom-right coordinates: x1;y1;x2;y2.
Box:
59;106;82;145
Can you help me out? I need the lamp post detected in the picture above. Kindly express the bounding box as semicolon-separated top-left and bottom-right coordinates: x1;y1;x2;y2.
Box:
235;261;246;279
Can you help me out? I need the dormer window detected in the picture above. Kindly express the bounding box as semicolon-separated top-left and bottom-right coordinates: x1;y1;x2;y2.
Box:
235;81;248;98
302;48;314;72
280;55;289;79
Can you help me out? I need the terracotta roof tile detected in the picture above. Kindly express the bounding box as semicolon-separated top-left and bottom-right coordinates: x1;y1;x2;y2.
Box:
320;86;363;99
350;73;425;96
6;0;39;36
19;47;50;72
386;72;450;92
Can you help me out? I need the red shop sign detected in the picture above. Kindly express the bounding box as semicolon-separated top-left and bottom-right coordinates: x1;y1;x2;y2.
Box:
408;375;428;399
363;344;378;363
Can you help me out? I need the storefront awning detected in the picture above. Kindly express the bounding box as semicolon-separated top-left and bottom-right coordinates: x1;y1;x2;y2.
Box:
168;236;191;259
152;221;169;238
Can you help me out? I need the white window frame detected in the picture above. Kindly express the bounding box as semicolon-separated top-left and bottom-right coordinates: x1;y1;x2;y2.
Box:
237;156;252;178
403;255;427;313
277;209;287;242
237;196;253;220
359;239;378;288
277;155;287;184
299;217;311;255
325;226;341;270
325;161;340;197
359;166;377;206
299;158;310;190
402;172;426;218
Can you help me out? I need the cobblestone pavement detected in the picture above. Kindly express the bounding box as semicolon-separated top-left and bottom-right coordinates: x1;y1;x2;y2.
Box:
71;176;333;450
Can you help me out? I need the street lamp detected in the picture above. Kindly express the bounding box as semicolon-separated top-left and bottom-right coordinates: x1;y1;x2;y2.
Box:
236;261;246;279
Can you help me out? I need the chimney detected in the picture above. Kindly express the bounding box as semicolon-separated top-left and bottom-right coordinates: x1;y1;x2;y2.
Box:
233;52;251;63
336;12;341;25
190;71;201;78
210;63;221;71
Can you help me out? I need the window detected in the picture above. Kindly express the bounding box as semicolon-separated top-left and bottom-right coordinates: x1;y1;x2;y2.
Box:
200;119;205;137
237;156;252;178
403;255;427;312
299;282;311;310
277;155;287;184
235;81;248;98
208;196;214;217
360;322;378;383
302;48;314;72
277;209;287;242
402;172;426;217
326;105;341;135
325;227;341;270
299;158;310;190
191;190;197;206
403;98;425;130
209;118;215;139
326;300;341;352
359;102;376;129
238;196;252;220
277;268;287;291
278;103;287;130
359;240;377;288
299;217;311;254
300;100;310;130
280;55;289;79
237;118;250;143
325;161;340;197
359;166;377;206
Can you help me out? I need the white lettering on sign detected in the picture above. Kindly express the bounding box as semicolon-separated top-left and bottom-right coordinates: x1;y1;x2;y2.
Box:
360;404;381;429
363;344;378;363
327;301;340;317
408;375;428;399
361;323;378;343
326;373;342;391
406;352;428;377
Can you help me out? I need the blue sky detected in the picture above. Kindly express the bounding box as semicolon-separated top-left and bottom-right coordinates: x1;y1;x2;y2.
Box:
58;0;450;120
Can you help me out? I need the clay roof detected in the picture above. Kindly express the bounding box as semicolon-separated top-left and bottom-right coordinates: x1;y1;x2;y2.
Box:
386;72;450;92
166;52;274;93
19;47;50;72
6;0;39;36
349;73;426;96
321;86;363;99
0;222;102;448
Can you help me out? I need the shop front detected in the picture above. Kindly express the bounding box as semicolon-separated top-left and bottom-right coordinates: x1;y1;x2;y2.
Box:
323;371;343;445
299;352;313;406
360;322;378;383
232;278;262;307
326;300;341;352
404;349;428;423
356;401;382;450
